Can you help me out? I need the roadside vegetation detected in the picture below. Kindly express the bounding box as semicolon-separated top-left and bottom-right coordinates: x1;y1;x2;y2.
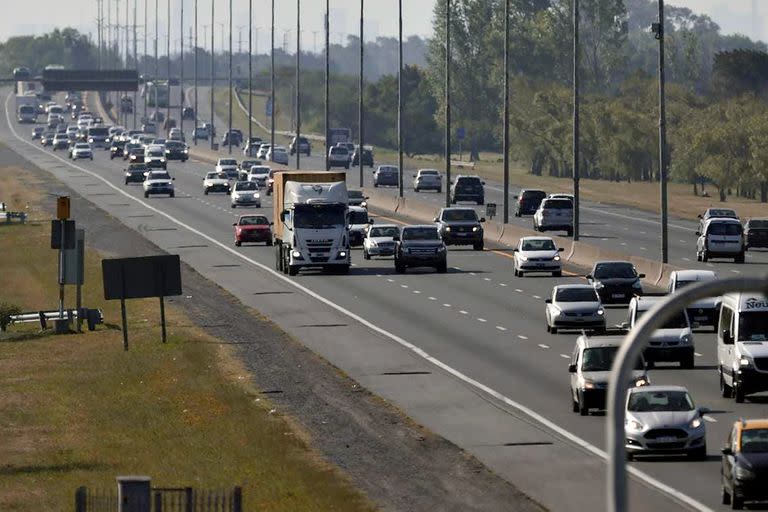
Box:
0;166;373;511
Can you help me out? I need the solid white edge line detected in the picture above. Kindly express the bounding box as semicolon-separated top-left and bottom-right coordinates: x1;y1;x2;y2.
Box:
4;92;713;512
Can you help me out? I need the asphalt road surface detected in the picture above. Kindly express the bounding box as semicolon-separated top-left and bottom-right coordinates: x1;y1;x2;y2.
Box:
11;89;768;511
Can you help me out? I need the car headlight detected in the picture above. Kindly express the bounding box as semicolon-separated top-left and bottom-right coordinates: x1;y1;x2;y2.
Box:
597;309;605;316
740;356;752;368
680;334;692;345
437;246;447;253
291;250;301;258
360;201;367;208
689;417;702;429
519;255;529;262
626;419;644;431
184;149;189;153
594;282;605;289
583;380;596;389
634;377;649;387
369;240;378;247
554;255;561;261
444;226;451;232
472;226;479;232
735;466;756;481
338;251;347;259
88;138;94;142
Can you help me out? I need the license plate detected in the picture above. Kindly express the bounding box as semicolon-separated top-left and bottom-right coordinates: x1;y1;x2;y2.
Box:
612;293;624;299
456;232;468;237
656;436;678;443
536;262;546;266
694;316;707;321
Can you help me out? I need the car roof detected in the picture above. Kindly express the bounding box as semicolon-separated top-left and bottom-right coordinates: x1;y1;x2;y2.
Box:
577;335;625;349
628;384;688;394
520;236;556;243
554;284;595;291
704;217;741;226
441;207;476;211
403;224;437;229
632;296;665;310
738;419;768;430
520;188;546;193
455;174;481;179
721;293;768;312
594;260;633;266
370;223;399;229
673;270;717;281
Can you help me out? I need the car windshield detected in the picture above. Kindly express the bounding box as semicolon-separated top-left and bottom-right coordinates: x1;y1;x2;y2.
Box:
75;144;89;149
543;199;573;209
129;165;147;172
294;204;346;229
220;159;237;166
738;311;768;342
556;288;598;302
167;142;184;149
239;216;269;226
628;390;694;412
420;170;439;176
149;172;171;180
348;190;364;199
522;190;546;200
708;222;742;236
250;167;269;175
206;172;221;179
235;182;258;191
330;147;347;155
349;211;369;224
707;209;737;218
442;209;478;222
456;178;482;190
241;161;258;168
369;226;400;238
582;347;644;372
378;167;397;173
748;219;768;229
88;128;109;136
594;262;636;279
402;227;439;241
636;308;689;329
148;150;163;156
521;239;556;251
741;429;768;453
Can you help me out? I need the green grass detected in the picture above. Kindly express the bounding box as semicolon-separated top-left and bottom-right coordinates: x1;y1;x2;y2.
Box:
0;167;374;511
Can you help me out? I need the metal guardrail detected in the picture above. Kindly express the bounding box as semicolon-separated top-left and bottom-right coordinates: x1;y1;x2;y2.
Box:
10;308;103;331
2;211;27;223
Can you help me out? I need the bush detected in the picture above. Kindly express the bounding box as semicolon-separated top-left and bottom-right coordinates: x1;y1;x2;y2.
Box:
0;302;22;331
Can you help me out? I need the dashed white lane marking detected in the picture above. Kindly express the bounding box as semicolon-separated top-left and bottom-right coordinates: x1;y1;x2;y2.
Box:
477;318;487;322
533;295;541;299
731;269;741;274
499;283;507;287
518;335;529;340
703;415;717;423
538;344;550;349
428;296;436;301
376;274;382;277
400;284;409;288
601;238;609;241
469;272;477;276
496;326;507;331
621;242;627;246
694;352;703;357
452;266;461;270
640;231;647;235
387;278;395;282
560;354;570;359
682;257;691;262
443;303;452;307
413;290;421;294
515;288;524;293
679;239;686;243
484;277;491;281
459;310;468;315
640;247;647;251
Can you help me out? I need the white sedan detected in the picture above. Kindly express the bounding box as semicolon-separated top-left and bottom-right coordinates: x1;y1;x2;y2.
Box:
363;224;401;259
230;181;261;208
203;171;231;195
267;147;289;165
70;143;94;161
513;236;564;277
545;284;606;334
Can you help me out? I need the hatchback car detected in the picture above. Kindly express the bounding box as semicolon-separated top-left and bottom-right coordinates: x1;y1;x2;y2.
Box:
513;236;564;277
413;169;442;193
625;385;708;460
450;175;485;205
721;419;768;509
586;261;644;304
267;147;289;165
124;163;149;184
666;270;720;330
546;285;606;334
363;224;400;259
230;181;261;208
623;296;696;368
351;146;374;167
203;172;231;195
569;335;649;416
247;166;271;189
696;218;745;263
327;146;350;169
533;197;573;236
233;215;272;247
514;189;547;216
374;165;399;187
744;218;768;250
347;190;368;208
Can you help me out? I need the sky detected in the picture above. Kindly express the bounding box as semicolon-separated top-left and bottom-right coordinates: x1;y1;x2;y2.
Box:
0;0;764;53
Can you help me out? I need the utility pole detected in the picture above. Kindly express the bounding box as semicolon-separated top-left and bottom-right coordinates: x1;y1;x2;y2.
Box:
397;0;403;198
219;22;225;55
154;0;158;115
654;0;669;263
210;0;215;150
573;0;580;240
270;0;275;152
358;0;364;187
194;0;198;144
133;0;138;129
107;0;112;65
248;0;253;147
166;0;171;122
503;0;510;223
312;31;319;54
96;0;103;69
124;0;129;127
179;0;184;135
324;0;330;171
237;25;245;55
444;0;451;207
228;0;233;154
296;0;301;169
143;0;148;123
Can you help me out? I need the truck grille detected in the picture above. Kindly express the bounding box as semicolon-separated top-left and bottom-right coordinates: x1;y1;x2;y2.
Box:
410;247;437;255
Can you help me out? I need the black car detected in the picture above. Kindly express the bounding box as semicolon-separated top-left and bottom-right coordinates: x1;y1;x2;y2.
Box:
514;189;547;216
124;163;148;184
289;136;311;156
41;131;56;146
450;175;485;205
110;140;126;159
164;141;189;161
347;190;368;207
744;218;768;250
351;147;374;167
182;107;195;120
721;420;768;509
434;207;485;251
586;261;645;304
394;225;447;273
222;130;243;147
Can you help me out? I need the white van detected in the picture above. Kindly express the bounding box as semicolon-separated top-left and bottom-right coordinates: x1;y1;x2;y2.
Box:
696;218;745;263
718;293;768;402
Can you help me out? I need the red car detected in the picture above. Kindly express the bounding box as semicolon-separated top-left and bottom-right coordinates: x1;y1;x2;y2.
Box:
233;215;272;247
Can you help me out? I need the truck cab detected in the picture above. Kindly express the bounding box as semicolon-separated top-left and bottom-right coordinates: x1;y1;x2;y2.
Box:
274;172;350;276
718;293;768;402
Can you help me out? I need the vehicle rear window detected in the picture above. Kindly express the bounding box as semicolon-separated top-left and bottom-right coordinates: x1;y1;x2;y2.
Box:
402;227;439;241
349;211;369;224
522;190;546;200
556;288;598;302
748;219;768;229
593;262;636;279
543;199;573;209
442;209;478;221
220;159;237;165
707;209;737;218
741;429;768;453
239;216;269;226
708;222;742;236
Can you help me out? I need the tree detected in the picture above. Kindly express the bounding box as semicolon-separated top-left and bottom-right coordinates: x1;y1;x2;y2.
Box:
713;49;768;98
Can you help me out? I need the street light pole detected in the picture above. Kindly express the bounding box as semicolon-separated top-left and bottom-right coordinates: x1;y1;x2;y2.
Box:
397;0;403;198
154;0;158;116
444;0;451;208
247;0;253;147
194;0;198;144
179;0;184;135
324;0;330;171
503;0;510;223
657;0;669;263
228;0;232;154
270;0;275;152
358;0;364;188
295;0;301;170
133;0;138;130
573;0;580;240
166;0;171;122
143;0;148;123
209;0;215;150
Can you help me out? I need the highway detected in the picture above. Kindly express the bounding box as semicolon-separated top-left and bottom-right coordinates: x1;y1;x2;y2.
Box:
9;88;768;511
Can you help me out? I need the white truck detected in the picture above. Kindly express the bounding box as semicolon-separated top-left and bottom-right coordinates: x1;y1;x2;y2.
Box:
273;171;350;276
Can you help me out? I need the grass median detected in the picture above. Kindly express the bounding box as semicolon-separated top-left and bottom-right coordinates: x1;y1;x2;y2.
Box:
0;165;373;511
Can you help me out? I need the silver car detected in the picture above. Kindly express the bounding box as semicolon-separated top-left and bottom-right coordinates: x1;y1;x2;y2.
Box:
230;181;261;208
413;169;442;193
546;284;606;334
363;224;400;259
625;385;708;460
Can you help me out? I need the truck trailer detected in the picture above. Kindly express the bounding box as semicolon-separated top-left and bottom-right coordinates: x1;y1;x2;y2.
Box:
273;171;350;276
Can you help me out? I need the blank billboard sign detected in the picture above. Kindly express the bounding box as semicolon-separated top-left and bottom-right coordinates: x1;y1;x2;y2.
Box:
43;69;139;92
102;255;182;300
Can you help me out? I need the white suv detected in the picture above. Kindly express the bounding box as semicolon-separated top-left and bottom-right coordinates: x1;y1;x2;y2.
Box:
327;146;350;169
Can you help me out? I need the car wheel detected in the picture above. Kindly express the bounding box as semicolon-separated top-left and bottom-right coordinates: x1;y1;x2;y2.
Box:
731;494;744;510
451;198;457;205
546;323;551;333
720;370;733;398
437;188;442;194
124;179;128;185
550;326;558;334
572;394;579;413
735;252;745;264
204;189;209;195
275;245;283;271
721;485;731;505
688;445;707;461
170;192;175;198
414;187;419;192
625;452;634;462
478;199;484;206
681;354;695;369
288;265;298;276
437;262;448;274
231;204;236;208
363;249;370;260
235;241;241;247
701;250;709;262
553;271;562;277
373;182;378;188
735;383;745;403
696;251;701;262
395;261;406;274
266;239;273;246
578;394;589;416
567;228;573;237
473;241;484;251
90;157;93;160
345;164;349;169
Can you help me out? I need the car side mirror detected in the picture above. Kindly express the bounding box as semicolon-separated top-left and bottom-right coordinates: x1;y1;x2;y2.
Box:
433;217;439;222
513;195;518;199
722;329;733;345
558;248;564;252
568;364;577;373
369;219;374;224
412;174;416;177
698;406;710;416
586;274;593;280
172;177;176;180
480;217;486;223
512;248;518;252
697;214;703;219
721;446;733;456
481;181;486;185
638;273;645;279
545;299;552;304
269;222;274;226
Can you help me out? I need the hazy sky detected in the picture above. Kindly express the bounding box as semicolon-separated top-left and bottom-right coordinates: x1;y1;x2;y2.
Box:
1;0;763;53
